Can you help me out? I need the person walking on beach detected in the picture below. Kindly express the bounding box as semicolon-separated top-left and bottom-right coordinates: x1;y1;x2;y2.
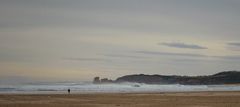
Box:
68;88;70;94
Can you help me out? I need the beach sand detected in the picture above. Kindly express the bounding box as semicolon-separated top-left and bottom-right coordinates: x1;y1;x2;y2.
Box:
0;91;240;107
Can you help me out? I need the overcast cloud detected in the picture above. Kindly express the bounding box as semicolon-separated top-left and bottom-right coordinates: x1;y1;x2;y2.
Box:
0;0;240;81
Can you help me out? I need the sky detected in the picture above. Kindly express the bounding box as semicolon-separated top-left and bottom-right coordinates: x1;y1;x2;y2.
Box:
0;0;240;82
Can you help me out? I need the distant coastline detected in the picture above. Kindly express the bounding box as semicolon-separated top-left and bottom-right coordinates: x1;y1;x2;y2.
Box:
94;71;240;85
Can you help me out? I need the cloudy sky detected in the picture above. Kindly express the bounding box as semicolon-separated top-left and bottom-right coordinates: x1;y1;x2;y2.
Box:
0;0;240;81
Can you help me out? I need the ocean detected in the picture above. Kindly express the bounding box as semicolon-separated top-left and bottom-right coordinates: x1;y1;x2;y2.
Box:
0;82;240;94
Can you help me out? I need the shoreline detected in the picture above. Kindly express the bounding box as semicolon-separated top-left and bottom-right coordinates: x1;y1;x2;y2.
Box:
0;91;240;95
1;90;240;95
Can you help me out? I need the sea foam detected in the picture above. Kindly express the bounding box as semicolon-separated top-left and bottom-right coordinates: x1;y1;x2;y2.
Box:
0;82;240;94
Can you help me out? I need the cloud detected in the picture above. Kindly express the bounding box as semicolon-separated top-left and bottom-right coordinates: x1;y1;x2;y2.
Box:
159;42;207;49
227;42;240;46
226;42;240;51
102;54;148;59
135;51;207;57
63;57;110;62
212;55;240;61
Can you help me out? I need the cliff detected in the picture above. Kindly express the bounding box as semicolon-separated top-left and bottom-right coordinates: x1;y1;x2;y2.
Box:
115;71;240;85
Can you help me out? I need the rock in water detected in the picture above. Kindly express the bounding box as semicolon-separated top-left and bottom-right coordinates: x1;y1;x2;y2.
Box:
93;77;100;84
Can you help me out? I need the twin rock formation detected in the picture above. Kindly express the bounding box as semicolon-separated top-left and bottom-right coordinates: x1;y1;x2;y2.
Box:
93;71;240;85
93;77;113;84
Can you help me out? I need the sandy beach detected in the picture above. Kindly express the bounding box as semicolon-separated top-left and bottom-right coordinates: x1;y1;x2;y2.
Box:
0;91;240;107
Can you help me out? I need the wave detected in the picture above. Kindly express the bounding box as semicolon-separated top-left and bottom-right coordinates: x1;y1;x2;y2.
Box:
0;82;240;93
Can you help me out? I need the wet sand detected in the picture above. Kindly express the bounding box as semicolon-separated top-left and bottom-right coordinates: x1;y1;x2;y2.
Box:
0;91;240;107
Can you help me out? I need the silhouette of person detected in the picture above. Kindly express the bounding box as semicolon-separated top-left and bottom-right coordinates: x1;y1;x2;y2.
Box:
68;88;70;94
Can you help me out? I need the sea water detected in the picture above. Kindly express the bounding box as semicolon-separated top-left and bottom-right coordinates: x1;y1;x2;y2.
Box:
0;82;240;94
